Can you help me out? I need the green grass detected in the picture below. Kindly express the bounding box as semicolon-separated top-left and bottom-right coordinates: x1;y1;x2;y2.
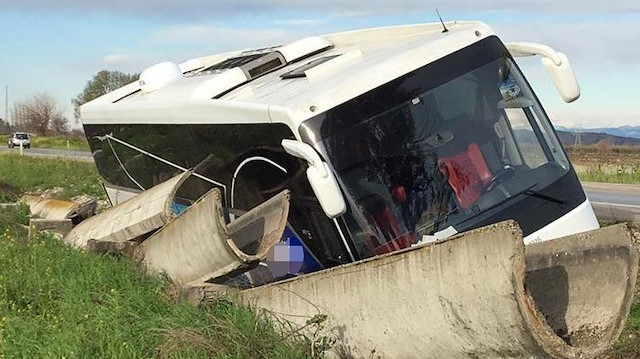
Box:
576;165;640;184
0;153;104;200
607;269;640;359
30;136;90;151
0;204;327;358
611;307;640;358
0;154;328;358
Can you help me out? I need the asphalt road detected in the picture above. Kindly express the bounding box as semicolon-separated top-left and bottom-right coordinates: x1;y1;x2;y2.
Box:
581;182;640;222
0;146;94;162
582;182;640;207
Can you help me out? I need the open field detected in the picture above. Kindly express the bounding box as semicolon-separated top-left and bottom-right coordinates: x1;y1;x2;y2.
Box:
567;145;640;184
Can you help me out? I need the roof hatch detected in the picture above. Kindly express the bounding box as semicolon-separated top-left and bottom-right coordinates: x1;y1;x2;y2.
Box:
281;55;341;79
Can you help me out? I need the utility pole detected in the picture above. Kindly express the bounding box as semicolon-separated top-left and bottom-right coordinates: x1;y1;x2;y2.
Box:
4;84;7;126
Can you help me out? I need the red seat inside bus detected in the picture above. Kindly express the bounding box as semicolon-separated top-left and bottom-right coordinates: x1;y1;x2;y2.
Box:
438;141;493;210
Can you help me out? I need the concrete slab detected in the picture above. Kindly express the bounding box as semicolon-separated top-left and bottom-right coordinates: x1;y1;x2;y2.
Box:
28;219;73;240
241;221;637;359
22;195;79;220
140;188;290;286
63;171;191;248
591;202;640;223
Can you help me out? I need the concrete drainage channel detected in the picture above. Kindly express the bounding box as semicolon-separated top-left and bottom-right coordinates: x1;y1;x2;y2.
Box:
21;171;639;358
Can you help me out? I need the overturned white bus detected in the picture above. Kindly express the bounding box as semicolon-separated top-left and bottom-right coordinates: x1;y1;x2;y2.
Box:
81;21;598;277
76;21;640;358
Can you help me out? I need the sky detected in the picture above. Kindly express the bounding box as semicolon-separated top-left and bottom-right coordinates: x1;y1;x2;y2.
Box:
0;1;639;129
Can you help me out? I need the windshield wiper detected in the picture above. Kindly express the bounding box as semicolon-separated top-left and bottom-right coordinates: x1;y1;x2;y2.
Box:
449;183;567;229
522;189;566;207
454;183;539;227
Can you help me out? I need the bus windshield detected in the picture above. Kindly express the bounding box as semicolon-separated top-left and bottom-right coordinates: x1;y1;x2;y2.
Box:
311;47;572;259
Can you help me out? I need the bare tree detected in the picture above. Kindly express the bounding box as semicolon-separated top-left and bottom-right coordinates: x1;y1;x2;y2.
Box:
0;118;10;134
50;114;70;134
11;93;65;136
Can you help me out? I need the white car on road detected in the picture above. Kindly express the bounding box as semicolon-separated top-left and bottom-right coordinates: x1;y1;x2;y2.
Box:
7;132;30;149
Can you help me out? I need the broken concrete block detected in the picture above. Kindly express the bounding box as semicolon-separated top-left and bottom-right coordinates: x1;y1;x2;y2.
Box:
21;194;97;224
28;219;73;240
22;195;79;220
179;283;231;306
241;221;638;359
63;171;191;248
140;188;290;286
86;239;141;259
70;195;98;223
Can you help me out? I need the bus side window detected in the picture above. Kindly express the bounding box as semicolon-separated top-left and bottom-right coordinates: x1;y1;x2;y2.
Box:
231;152;350;269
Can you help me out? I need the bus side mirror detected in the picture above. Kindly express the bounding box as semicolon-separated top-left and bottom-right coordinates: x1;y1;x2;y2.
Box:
281;139;347;218
506;42;580;103
541;52;580;103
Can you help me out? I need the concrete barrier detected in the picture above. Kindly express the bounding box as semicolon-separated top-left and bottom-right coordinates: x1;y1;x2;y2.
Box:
591;202;640;223
241;221;637;359
64;171;191;248
140;188;290;286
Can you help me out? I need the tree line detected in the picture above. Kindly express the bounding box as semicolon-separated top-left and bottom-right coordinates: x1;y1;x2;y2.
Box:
1;70;138;136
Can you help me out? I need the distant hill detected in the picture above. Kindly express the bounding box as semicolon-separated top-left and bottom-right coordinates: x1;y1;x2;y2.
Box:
556;126;640;141
555;129;640;147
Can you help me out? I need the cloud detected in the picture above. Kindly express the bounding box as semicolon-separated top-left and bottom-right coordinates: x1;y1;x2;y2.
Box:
271;18;325;26
330;11;374;19
151;24;297;49
153;25;221;43
2;0;639;18
102;53;130;64
493;19;640;65
550;108;640;128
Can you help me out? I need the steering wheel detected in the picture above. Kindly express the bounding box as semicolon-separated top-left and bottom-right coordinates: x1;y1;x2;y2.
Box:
486;165;515;191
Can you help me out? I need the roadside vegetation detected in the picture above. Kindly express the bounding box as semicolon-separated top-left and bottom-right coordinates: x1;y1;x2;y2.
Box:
2;69;135;153
29;135;90;151
566;144;640;184
613;303;640;358
0;154;329;358
0;209;324;358
0;152;103;201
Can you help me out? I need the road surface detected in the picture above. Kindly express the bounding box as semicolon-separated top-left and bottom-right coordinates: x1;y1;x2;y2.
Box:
582;182;640;207
0;146;93;162
582;182;640;222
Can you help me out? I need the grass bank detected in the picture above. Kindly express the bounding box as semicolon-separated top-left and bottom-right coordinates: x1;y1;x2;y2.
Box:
0;205;327;358
0;153;104;201
0;154;328;358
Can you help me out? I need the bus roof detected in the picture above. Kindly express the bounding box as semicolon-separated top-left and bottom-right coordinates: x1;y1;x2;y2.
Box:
81;21;495;135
